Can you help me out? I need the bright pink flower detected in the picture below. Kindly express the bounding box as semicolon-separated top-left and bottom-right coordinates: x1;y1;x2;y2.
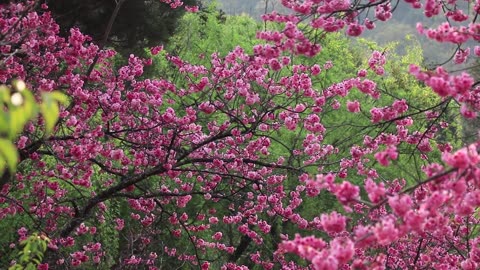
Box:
115;218;125;231
185;5;199;12
442;147;472;169
373;218;399;245
370;107;383;123
311;64;321;75
269;58;282;71
365;178;385;203
454;48;470;64
38;263;49;270
404;209;427;232
320;212;346;234
460;104;477;119
346;23;364;37
17;136;28;149
333;181;360;205
150;46;164;55
346;100;360;113
374;146;397;166
212;232;223;241
357;69;367;77
331;99;340;109
330;238;354;265
388;194;412;217
312;254;338;270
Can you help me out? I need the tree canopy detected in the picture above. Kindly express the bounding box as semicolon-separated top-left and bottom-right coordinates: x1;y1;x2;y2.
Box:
43;0;198;54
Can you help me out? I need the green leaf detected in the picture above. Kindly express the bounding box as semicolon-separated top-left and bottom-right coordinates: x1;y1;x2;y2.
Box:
20;90;38;118
0;111;8;135
39;240;47;252
19;239;28;246
0;155;6;173
20;254;30;263
0;138;19;172
40;96;60;136
9;108;28;139
47;91;69;106
0;85;10;103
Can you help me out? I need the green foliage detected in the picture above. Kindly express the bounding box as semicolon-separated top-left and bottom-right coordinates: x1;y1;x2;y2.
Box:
324;36;460;188
310;32;360;84
166;3;261;62
0;81;34;173
159;10;368;263
8;233;50;270
0;80;68;174
0;81;67;268
40;91;69;135
0;137;18;174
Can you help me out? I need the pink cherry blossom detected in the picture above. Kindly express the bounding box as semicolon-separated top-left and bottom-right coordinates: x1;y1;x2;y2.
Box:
346;100;361;113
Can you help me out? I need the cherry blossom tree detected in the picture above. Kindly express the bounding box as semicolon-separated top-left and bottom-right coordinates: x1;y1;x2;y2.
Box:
2;0;480;269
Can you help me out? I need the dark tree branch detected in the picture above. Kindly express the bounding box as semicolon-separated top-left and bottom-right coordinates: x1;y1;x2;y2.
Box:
86;0;126;77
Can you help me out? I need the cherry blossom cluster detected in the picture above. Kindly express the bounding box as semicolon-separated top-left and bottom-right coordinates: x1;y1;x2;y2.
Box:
278;143;480;269
409;65;478;118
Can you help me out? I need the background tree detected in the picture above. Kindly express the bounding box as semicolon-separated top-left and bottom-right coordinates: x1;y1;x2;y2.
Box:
42;0;199;55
